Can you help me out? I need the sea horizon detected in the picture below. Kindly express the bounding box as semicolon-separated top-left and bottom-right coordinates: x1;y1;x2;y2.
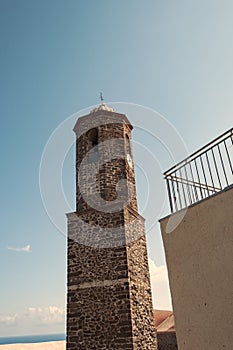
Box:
0;333;66;345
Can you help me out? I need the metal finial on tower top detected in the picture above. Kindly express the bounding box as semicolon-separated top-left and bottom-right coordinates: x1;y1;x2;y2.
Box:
90;92;115;113
100;91;104;102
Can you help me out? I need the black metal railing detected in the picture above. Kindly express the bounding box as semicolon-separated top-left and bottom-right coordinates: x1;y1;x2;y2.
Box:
164;127;233;213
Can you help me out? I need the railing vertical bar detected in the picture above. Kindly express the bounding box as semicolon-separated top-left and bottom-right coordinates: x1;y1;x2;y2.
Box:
184;164;193;205
206;152;215;192
211;148;222;189
194;158;203;199
175;171;182;210
224;140;233;174
189;162;199;201
217;144;229;186
200;156;210;195
166;179;174;213
188;170;196;203
171;178;178;212
179;168;188;208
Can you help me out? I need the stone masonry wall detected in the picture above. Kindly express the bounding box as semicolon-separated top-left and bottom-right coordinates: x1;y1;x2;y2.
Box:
125;209;158;350
157;332;178;350
75;112;138;213
67;209;158;349
67;210;134;350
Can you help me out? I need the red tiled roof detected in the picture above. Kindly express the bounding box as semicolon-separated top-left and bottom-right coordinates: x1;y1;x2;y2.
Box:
153;309;175;332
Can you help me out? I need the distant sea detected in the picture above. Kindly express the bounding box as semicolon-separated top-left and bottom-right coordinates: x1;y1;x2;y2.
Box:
0;334;65;345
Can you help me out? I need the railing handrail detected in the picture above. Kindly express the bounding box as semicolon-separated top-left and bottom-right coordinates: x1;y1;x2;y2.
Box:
164;127;233;176
164;127;233;213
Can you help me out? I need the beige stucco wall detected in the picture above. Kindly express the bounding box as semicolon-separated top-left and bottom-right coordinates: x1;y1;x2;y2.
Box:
160;186;233;350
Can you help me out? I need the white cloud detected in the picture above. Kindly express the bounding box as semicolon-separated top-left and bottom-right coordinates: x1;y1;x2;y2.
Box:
148;257;173;310
7;244;31;252
0;314;18;325
0;306;65;326
148;258;168;282
0;306;65;336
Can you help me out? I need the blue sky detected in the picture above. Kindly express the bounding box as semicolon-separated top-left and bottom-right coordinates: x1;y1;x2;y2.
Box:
0;0;233;336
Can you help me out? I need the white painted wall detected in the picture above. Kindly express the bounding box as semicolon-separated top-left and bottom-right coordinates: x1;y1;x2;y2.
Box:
160;187;233;350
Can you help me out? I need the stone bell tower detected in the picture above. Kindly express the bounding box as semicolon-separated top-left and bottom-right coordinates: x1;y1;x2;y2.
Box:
66;103;157;350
